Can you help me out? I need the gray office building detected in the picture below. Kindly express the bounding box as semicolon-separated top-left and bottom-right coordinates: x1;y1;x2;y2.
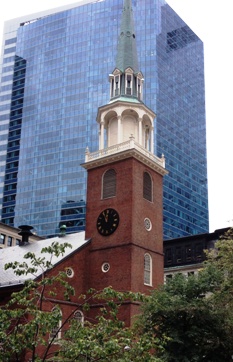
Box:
0;0;208;238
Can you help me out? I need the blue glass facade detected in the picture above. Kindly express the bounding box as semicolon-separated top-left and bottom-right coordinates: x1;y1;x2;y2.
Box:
1;56;26;225
59;200;86;236
0;0;208;238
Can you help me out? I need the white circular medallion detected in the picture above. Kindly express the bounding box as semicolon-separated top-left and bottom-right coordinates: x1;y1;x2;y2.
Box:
144;218;152;231
102;262;110;273
65;267;74;278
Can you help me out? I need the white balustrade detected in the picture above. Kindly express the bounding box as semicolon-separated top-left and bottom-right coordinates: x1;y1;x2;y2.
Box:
85;138;165;168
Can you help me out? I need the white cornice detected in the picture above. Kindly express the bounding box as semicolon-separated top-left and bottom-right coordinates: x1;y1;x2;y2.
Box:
81;138;168;176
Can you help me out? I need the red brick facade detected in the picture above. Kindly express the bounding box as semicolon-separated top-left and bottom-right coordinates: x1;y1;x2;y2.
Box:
85;156;164;299
0;154;165;358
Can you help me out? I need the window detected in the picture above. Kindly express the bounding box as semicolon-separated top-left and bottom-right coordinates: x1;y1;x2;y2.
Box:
114;75;120;96
143;172;152;201
73;310;84;326
167;26;198;52
185;245;192;262
144;253;152;286
0;234;6;245
188;271;195;277
4;46;16;55
176;247;182;263
137;78;142;100
165;274;173;283
50;307;62;342
195;243;203;261
102;169;116;199
7;236;13;247
165;248;172;265
126;74;132;95
5;37;17;46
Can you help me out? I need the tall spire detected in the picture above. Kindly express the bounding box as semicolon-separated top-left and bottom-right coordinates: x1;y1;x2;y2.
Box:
115;0;139;73
109;0;144;103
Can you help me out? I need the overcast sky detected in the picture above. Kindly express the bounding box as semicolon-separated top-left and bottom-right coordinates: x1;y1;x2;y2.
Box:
0;0;233;233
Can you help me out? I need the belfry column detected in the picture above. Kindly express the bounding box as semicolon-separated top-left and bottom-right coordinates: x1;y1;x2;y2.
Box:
150;126;154;153
117;115;122;144
100;120;104;149
138;117;142;145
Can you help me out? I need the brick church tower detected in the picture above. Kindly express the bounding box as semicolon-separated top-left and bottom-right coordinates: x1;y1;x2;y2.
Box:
82;0;167;322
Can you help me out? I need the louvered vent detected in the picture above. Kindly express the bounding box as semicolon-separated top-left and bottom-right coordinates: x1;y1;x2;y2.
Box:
102;169;116;199
143;172;152;201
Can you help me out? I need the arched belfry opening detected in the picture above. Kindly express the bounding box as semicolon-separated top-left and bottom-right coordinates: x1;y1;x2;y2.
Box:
97;104;154;152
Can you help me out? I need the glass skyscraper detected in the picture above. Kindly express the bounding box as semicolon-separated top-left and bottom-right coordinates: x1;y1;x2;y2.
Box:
0;0;208;238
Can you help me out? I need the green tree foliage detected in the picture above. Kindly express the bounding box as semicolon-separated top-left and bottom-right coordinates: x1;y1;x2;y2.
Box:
139;228;233;362
0;242;161;362
0;241;75;361
5;229;233;362
205;228;233;298
57;288;161;362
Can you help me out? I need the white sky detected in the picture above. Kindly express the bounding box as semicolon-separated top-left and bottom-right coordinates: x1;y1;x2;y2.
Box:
0;0;233;233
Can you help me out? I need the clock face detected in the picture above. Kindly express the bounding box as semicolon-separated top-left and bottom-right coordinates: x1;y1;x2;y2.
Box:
97;208;119;236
